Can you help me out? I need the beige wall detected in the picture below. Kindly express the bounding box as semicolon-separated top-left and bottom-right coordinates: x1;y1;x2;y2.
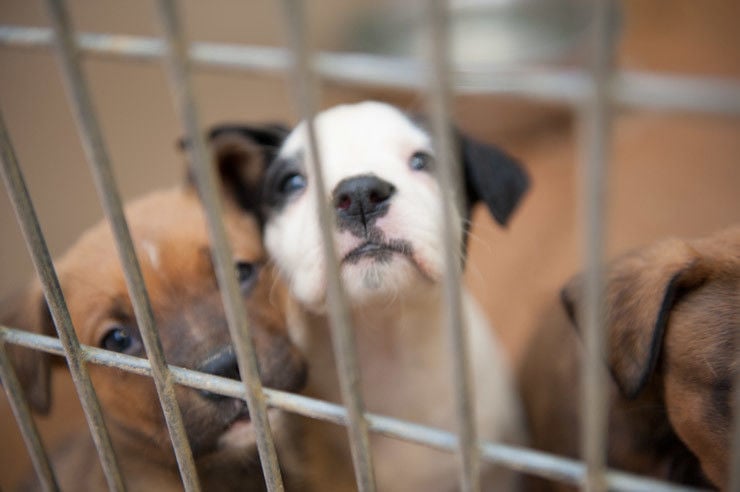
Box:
1;0;739;489
0;0;383;301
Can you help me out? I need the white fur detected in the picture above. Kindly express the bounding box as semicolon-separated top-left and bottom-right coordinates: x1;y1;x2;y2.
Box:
139;240;161;271
265;102;449;309
265;101;524;491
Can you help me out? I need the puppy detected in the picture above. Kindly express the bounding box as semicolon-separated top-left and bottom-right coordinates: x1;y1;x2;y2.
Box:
207;101;530;491
519;225;740;490
3;168;307;491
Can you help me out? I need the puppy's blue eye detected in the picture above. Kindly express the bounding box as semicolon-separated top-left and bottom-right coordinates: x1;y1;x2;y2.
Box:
279;173;306;194
235;261;258;292
410;151;432;171
101;326;135;353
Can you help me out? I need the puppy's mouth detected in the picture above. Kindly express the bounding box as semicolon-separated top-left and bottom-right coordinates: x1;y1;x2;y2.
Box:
214;400;260;451
341;238;435;282
342;240;412;264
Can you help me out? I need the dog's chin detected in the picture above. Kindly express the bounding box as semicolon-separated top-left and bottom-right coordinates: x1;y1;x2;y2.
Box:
287;240;441;310
216;413;255;451
339;246;438;305
215;408;283;452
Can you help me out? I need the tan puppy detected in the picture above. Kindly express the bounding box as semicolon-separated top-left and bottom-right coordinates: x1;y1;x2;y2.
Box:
3;173;307;490
519;226;739;490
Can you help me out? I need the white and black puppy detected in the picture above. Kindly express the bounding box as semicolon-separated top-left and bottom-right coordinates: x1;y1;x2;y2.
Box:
208;101;529;491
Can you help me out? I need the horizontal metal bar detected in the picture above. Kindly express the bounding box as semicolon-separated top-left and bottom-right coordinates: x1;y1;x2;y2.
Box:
152;0;284;490
0;25;739;115
0;326;701;492
0;110;125;491
42;1;200;489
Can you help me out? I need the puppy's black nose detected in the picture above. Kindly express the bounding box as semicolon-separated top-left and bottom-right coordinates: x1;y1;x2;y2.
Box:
198;347;240;401
333;175;395;229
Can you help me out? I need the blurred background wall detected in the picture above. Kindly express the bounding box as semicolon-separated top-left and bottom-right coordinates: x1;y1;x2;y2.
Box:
1;0;739;489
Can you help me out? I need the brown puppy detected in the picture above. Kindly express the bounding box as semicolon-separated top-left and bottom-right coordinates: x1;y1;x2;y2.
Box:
519;226;739;490
3;177;307;490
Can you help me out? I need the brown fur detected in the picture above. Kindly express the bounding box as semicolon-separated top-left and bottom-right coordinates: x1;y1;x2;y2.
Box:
3;187;307;491
519;226;739;490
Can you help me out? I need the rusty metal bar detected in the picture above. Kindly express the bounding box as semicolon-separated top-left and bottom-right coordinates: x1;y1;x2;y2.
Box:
423;1;480;491
41;1;201;490
1;26;739;115
0;325;701;492
0;111;125;492
578;1;613;491
278;1;377;490
0;338;59;492
151;1;284;490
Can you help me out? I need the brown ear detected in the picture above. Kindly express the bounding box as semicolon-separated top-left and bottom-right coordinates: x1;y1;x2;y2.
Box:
1;282;55;414
561;239;709;399
180;124;289;215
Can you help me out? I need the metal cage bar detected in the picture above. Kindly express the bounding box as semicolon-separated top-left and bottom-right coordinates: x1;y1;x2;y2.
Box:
578;1;613;491
278;1;377;490
0;338;58;491
423;1;480;490
0;325;702;492
42;1;201;490
152;1;285;490
0;2;738;492
0;112;125;492
1;26;739;115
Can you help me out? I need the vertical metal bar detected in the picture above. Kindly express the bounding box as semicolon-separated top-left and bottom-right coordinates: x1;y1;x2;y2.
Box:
0;110;125;492
41;2;201;490
0;337;59;492
278;1;377;491
578;1;613;492
423;1;480;491
152;1;285;491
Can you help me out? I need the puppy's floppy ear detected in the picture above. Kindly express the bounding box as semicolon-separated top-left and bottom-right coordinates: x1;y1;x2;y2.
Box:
561;239;709;399
180;123;290;212
1;283;56;414
457;132;529;226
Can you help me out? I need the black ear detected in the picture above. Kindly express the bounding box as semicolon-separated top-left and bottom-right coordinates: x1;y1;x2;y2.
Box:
0;283;55;414
458;133;529;226
180;123;290;213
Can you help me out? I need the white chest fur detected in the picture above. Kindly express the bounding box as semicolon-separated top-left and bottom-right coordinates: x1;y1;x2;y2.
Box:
286;286;524;492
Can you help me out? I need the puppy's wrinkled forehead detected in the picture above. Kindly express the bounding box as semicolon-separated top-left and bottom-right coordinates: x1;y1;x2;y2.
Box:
280;102;431;181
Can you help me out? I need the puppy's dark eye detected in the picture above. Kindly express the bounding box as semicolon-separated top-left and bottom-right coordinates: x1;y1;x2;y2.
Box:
235;261;259;293
410;151;433;171
101;325;140;355
279;172;307;194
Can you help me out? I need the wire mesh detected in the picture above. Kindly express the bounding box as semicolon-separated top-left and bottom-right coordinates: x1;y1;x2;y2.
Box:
0;2;736;492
